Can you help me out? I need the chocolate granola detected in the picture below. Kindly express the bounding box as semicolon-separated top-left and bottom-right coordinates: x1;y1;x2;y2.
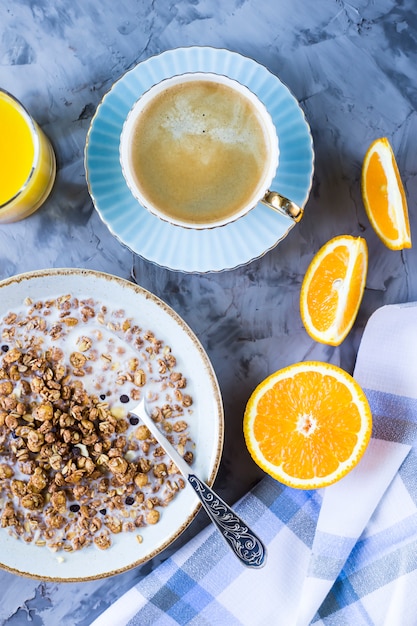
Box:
0;294;194;553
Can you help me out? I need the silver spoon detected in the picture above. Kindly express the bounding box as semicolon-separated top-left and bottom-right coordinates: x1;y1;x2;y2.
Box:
131;399;267;568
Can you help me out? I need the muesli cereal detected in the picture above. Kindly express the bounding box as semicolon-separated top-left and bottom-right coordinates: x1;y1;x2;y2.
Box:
0;295;194;552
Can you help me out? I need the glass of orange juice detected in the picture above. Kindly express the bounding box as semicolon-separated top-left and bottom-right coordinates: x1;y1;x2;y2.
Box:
0;89;56;223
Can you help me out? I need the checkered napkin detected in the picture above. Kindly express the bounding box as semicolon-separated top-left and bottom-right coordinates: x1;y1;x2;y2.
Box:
91;302;417;626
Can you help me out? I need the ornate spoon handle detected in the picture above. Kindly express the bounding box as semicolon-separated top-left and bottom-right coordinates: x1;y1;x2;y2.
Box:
188;474;266;568
132;400;266;568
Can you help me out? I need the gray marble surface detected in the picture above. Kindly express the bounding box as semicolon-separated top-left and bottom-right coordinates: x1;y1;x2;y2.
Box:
0;0;417;623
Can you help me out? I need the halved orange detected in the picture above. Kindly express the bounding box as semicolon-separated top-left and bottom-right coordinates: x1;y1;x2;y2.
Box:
361;137;411;250
300;235;368;346
243;361;372;489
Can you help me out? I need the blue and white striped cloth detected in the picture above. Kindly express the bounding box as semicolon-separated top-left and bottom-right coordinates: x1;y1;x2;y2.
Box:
92;302;417;626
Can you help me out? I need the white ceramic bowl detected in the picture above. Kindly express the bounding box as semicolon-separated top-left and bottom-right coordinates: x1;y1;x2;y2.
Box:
0;269;223;581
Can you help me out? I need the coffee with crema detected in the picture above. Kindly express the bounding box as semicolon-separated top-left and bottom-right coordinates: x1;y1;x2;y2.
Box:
125;77;274;227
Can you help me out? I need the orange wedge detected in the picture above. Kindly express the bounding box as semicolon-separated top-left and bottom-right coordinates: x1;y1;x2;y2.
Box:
300;235;368;346
243;361;372;489
361;137;411;250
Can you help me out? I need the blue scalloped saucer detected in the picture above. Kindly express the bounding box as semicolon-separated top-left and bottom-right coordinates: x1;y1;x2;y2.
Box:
85;47;314;273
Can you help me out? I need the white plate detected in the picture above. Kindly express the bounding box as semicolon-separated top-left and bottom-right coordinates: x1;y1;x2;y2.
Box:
0;269;223;581
85;47;314;273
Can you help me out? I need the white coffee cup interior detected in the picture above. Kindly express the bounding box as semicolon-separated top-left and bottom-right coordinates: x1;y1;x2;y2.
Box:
119;72;279;229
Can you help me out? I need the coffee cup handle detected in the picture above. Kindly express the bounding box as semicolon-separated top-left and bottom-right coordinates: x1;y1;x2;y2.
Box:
261;191;304;223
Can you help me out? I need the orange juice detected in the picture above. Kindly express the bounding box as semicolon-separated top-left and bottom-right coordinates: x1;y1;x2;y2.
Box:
0;90;56;223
